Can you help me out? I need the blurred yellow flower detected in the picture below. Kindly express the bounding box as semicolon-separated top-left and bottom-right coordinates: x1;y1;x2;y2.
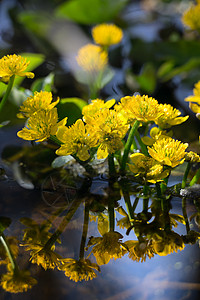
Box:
82;98;115;118
92;23;123;47
76;44;108;73
148;137;188;168
185;81;200;115
0;269;37;293
85;108;129;159
156;103;189;129
17;108;67;142
125;239;155;262
56;119;98;161
17;91;59;118
152;231;185;256
58;258;100;282
128;153;169;183
24;243;62;270
0;54;34;82
182;1;200;31
116;94;162;125
88;232;128;265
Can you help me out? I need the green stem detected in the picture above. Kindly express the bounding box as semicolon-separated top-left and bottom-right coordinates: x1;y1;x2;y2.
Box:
0;75;15;116
120;120;140;174
189;167;200;186
50;134;62;146
160;176;169;194
182;197;190;234
143;183;149;198
0;233;18;272
182;162;191;189
108;153;117;178
135;130;148;156
79;203;89;259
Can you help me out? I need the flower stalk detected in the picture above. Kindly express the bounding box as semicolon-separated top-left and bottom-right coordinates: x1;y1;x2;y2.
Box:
120;120;140;174
0;75;15;116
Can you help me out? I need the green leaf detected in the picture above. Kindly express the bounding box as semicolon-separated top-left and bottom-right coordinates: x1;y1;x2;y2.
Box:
56;0;128;24
31;73;55;92
57;97;87;125
0;217;11;235
135;63;156;93
157;60;175;78
18;11;50;37
158;57;200;82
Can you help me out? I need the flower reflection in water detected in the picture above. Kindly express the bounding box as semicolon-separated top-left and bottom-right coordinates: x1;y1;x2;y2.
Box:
0;174;200;293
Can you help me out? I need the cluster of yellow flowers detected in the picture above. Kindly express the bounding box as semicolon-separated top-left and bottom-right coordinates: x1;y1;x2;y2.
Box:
17;91;67;142
15;90;199;184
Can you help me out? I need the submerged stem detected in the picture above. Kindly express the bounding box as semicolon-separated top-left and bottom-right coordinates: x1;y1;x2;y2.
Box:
79;203;89;259
182;197;190;234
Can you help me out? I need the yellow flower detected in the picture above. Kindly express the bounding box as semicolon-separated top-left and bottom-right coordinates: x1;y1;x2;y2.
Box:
85;108;129;159
128;153;169;183
156;103;189;129
56;119;98;161
148;137;188;168
125;240;155;262
24;244;62;270
92;23;123;47
76;44;108;73
185;151;200;163
182;1;200;31
88;232;128;265
116;94;162;125
152;231;185;256
17;91;59;118
141;127;173;146
82;98;115;118
185;81;200;115
0;269;37;293
21;217;53;245
0;54;34;82
17;108;67;142
58;258;100;282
